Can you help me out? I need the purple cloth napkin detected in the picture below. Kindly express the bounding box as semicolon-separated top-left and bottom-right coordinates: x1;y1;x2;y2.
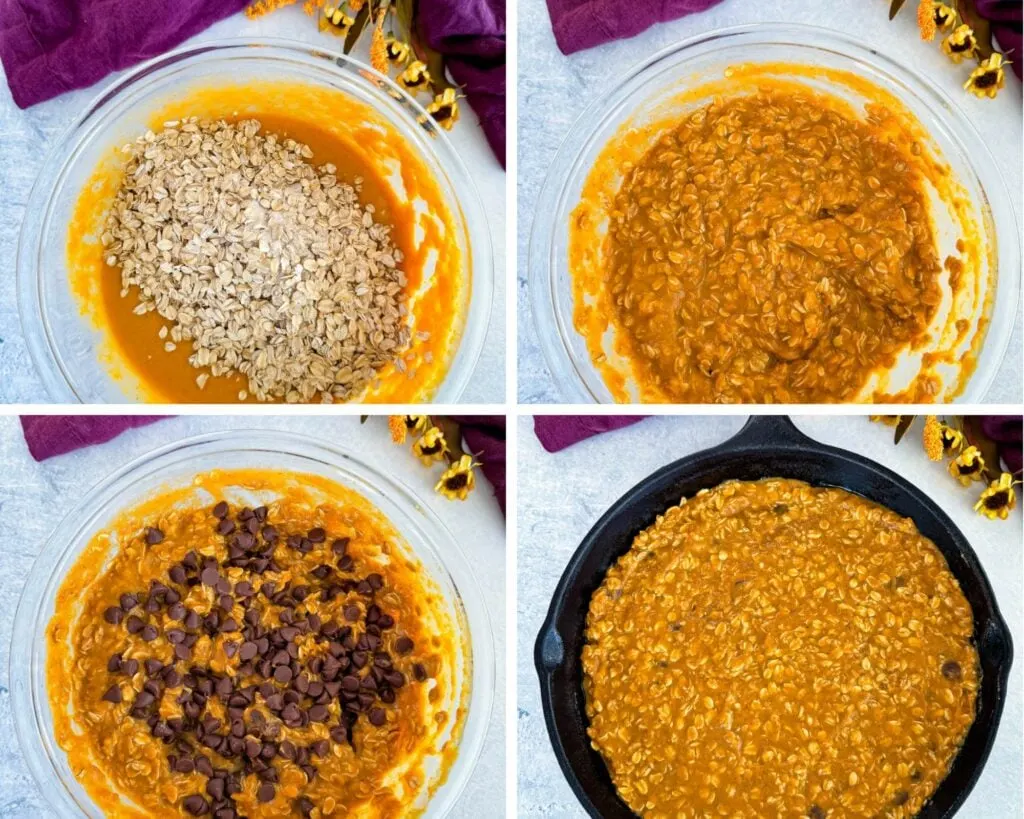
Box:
20;415;166;461
980;415;1023;476
545;0;723;54
534;415;645;452
419;0;505;165
451;415;505;515
0;0;506;165
0;0;248;109
976;0;1023;79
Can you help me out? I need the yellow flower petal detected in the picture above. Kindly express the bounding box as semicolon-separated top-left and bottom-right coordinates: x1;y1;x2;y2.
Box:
942;24;978;64
425;88;461;131
435;454;477;501
965;53;1007;99
413;427;448;466
939;424;964;457
385;37;411;66
975;473;1017;520
398;61;432;92
949;446;985;486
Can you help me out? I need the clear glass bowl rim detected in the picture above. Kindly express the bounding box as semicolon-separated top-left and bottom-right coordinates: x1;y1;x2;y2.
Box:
10;428;496;817
528;22;1021;404
17;36;494;404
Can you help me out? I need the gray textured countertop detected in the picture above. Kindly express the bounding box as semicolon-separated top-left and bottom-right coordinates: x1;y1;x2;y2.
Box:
517;0;1023;404
0;5;505;404
517;415;1022;817
0;415;506;817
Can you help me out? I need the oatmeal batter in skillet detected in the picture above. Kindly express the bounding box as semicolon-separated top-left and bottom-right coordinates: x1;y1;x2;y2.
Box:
583;479;978;818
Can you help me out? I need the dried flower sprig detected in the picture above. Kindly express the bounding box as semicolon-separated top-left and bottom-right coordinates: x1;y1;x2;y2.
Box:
247;0;464;131
889;0;1011;99
383;415;481;501
871;415;1020;519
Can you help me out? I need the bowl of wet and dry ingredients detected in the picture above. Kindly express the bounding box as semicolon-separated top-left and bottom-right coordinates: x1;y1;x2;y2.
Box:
18;38;491;403
11;432;494;817
530;25;1019;403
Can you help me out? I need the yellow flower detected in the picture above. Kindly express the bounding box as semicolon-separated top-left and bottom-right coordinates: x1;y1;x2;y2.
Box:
412;427;448;466
436;455;476;501
965;53;1008;99
349;0;366;9
369;19;388;74
322;5;354;34
398;61;432;93
942;24;978;63
922;416;944;461
385;37;411;66
424;88;461;131
917;0;937;41
870;415;902;427
932;2;956;30
949;446;985;486
939;424;964;457
975;473;1017;520
389;415;428;444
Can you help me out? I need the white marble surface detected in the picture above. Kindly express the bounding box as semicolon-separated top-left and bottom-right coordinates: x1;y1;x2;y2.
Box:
0;414;506;817
517;414;1023;817
0;5;506;404
516;0;1023;404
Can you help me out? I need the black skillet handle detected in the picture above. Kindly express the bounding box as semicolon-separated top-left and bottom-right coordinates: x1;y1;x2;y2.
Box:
536;616;565;672
723;415;813;451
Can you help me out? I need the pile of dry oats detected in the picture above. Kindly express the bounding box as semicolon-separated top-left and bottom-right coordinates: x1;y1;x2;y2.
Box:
101;117;410;403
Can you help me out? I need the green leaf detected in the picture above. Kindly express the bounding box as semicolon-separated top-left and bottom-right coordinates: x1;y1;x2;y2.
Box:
344;2;372;55
893;415;916;445
889;0;907;20
393;0;414;42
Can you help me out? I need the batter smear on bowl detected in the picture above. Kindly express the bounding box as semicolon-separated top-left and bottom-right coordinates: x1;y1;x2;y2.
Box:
607;88;941;403
582;479;979;818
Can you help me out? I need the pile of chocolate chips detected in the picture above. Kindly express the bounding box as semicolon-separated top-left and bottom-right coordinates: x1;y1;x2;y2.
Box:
100;502;429;818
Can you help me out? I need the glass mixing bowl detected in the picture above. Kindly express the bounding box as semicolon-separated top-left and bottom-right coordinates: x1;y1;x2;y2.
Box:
529;24;1020;404
10;430;495;817
18;38;493;403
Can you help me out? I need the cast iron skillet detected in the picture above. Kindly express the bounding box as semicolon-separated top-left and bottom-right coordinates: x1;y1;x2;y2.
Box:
535;415;1012;819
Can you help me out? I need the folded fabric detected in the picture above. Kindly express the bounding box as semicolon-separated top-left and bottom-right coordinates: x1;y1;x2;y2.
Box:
533;415;645;453
451;415;506;515
22;412;507;514
419;0;506;165
980;415;1023;476
0;0;248;109
545;0;723;55
20;415;166;461
975;0;1023;79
